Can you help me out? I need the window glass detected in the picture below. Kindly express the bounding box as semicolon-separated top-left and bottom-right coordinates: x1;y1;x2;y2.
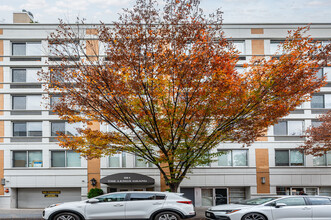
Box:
270;41;283;54
238;197;279;205
13;43;26;56
13;96;26;110
12;69;26;82
109;154;121;167
312;120;322;127
325;94;331;108
233;41;245;54
97;193;126;202
324;67;331;82
309;197;331;205
274;121;287;136
13;122;27;136
50;96;61;109
218;150;232;166
316;68;323;79
155;194;166;200
26;96;42;110
129;193;155;201
290;150;304;166
327;152;331;166
13;151;27;167
313;155;326;166
277;197;306;206
51;122;65;136
66;151;81;167
51;151;65;167
65;122;80;136
122;152;126;167
26;69;40;82
275;150;289;166
27;122;42;136
28;151;42;167
311;95;324;108
233;150;247;166
287;121;303;136
135;156;147;167
26;42;41;56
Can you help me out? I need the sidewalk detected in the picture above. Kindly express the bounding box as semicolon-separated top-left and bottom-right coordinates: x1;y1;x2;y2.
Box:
0;207;207;219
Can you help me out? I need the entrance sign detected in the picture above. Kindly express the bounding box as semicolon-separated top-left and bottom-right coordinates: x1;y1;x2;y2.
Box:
100;173;155;185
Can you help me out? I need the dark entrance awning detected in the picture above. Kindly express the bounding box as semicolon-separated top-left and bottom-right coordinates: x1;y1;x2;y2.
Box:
100;173;155;185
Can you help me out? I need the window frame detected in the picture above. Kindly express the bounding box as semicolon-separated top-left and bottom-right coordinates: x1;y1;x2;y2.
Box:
50;150;81;168
134;155;154;168
311;93;331;109
12;42;42;56
12;150;43;168
217;149;249;167
273;120;304;136
109;153;126;168
13;121;42;137
275;149;305;167
313;151;331;167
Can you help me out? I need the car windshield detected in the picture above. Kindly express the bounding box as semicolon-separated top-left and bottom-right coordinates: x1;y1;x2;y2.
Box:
237;197;279;205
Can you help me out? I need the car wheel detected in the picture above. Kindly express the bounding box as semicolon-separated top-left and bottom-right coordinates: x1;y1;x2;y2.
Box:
53;212;81;220
154;211;181;220
242;212;267;220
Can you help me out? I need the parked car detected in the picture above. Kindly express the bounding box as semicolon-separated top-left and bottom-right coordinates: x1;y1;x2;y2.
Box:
205;195;331;220
43;191;195;220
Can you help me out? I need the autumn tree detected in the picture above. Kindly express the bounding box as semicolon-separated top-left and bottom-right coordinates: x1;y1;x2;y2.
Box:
40;0;331;192
300;111;331;156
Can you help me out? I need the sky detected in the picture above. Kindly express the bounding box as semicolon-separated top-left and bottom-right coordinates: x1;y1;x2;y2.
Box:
0;0;331;24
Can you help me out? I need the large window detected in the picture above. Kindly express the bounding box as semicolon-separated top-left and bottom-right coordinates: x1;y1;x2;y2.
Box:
232;41;245;54
51;150;81;167
274;120;304;136
12;68;40;83
313;152;331;166
277;187;318;196
218;150;248;166
13;122;42;136
51;122;81;136
109;153;126;168
12;95;42;110
12;42;41;56
270;40;284;54
311;94;331;108
275;150;304;166
13;150;42;167
135;156;154;168
96;193;126;202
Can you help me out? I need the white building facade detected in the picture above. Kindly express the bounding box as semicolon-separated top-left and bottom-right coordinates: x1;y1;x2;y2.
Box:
0;12;331;208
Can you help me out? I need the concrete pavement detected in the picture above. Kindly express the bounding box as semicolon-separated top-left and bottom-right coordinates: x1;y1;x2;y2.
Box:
0;207;208;219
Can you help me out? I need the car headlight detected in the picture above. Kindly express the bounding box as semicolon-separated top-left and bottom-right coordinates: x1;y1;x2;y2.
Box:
223;210;241;214
47;203;61;208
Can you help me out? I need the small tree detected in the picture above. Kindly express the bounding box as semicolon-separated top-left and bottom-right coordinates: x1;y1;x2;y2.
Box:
87;188;104;198
40;0;330;192
301;111;331;156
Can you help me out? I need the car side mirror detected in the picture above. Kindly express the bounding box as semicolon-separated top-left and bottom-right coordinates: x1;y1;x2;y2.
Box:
275;202;287;208
87;198;100;204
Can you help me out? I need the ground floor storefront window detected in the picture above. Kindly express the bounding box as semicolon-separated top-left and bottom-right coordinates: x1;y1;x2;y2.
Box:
276;186;331;196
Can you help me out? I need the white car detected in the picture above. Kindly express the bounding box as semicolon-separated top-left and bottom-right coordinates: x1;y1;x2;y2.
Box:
205;196;331;220
43;191;195;220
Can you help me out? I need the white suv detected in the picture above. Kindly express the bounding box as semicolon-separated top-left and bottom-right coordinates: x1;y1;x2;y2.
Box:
43;191;196;220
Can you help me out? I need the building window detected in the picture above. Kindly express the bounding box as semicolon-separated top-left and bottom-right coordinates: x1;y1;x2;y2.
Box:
135;155;154;168
13;122;42;136
232;41;245;54
51;151;81;167
277;187;318;196
109;153;126;168
275;150;304;166
313;152;331;166
12;68;40;83
12;42;41;56
218;150;248;166
13;150;42;167
270;40;284;54
274;120;304;136
12;95;42;110
51;122;81;136
311;94;331;109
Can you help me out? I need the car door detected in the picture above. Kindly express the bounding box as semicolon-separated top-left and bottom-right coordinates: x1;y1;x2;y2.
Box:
271;197;312;220
85;193;127;219
307;197;331;220
125;193;166;219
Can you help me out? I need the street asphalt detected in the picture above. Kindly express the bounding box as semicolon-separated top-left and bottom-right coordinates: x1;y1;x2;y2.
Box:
0;207;208;219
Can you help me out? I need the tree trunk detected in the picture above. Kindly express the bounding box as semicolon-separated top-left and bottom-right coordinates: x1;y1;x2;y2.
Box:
168;182;179;192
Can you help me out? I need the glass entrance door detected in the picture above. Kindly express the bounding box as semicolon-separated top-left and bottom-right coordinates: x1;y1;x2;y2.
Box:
201;189;213;206
215;188;228;205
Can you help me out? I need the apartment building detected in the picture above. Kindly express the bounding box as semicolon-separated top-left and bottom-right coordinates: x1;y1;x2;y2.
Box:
0;12;330;208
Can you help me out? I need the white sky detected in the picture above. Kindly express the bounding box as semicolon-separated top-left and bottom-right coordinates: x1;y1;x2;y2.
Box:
0;0;331;24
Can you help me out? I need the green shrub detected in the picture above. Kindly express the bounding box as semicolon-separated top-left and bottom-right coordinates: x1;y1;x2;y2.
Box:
87;188;104;198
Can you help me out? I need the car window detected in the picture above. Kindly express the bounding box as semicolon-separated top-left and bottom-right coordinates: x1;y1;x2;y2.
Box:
155;194;166;200
309;197;331;205
129;193;155;201
238;197;279;205
277;197;306;206
96;193;126;202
